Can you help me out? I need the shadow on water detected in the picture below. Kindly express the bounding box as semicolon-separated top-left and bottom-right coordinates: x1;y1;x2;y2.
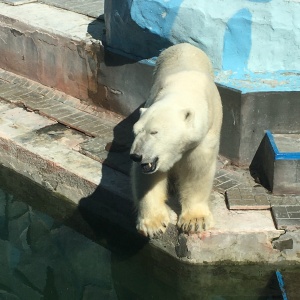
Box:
0;164;145;257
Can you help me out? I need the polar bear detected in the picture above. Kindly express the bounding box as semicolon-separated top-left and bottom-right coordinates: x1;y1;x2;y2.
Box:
130;43;222;238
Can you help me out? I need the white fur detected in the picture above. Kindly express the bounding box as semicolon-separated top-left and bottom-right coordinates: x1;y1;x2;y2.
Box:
130;43;223;238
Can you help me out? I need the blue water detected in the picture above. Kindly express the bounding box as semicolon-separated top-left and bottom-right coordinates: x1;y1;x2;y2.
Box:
0;164;294;299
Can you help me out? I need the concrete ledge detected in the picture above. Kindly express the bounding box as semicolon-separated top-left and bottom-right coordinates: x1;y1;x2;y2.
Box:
172;192;284;264
0;95;296;264
0;100;130;203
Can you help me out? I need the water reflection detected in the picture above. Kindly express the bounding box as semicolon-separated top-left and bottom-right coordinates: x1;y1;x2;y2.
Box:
0;164;294;300
0;184;117;299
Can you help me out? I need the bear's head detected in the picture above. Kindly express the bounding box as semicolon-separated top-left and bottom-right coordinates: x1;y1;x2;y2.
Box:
130;101;204;174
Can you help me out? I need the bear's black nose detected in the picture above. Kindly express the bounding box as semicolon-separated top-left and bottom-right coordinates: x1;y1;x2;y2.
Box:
130;154;142;162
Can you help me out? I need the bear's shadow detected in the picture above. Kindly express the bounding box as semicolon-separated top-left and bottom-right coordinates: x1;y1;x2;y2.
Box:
76;107;151;257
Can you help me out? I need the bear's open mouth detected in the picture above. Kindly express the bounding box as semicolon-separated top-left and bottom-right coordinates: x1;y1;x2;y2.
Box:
141;157;158;174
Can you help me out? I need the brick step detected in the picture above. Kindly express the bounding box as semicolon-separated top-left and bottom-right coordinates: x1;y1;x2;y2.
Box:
250;131;300;195
0;68;134;176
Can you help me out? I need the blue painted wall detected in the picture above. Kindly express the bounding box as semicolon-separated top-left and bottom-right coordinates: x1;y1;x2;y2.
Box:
104;0;183;60
223;9;252;72
131;0;184;39
104;0;300;93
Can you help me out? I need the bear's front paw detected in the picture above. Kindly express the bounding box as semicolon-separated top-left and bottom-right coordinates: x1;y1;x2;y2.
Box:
177;210;214;233
137;212;170;238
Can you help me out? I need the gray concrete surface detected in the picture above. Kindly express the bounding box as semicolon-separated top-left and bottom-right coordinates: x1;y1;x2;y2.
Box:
0;1;153;116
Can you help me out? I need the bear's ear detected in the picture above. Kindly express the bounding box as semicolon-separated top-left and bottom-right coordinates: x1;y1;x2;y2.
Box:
139;108;147;115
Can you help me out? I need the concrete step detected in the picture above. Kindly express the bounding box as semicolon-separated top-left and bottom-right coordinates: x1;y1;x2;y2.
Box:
0;1;106;110
0;1;153;116
0;67;134;176
250;131;300;195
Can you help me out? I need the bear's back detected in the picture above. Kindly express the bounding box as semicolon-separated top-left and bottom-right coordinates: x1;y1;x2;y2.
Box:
154;43;214;81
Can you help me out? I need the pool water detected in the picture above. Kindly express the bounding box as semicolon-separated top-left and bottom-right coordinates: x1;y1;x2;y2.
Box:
0;164;296;300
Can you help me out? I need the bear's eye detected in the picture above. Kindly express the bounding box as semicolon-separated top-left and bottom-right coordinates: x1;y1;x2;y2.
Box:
150;131;158;135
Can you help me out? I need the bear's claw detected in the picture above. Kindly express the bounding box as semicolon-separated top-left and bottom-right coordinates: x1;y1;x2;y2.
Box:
136;205;171;238
136;217;169;238
178;214;213;234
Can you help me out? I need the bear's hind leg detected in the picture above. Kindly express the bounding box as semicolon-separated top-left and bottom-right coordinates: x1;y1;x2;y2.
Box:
131;164;171;238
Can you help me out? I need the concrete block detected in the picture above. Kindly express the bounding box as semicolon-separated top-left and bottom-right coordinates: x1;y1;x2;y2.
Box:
250;131;300;194
226;186;270;210
0;100;130;204
98;49;154;115
150;193;284;263
0;2;154;116
219;89;300;165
